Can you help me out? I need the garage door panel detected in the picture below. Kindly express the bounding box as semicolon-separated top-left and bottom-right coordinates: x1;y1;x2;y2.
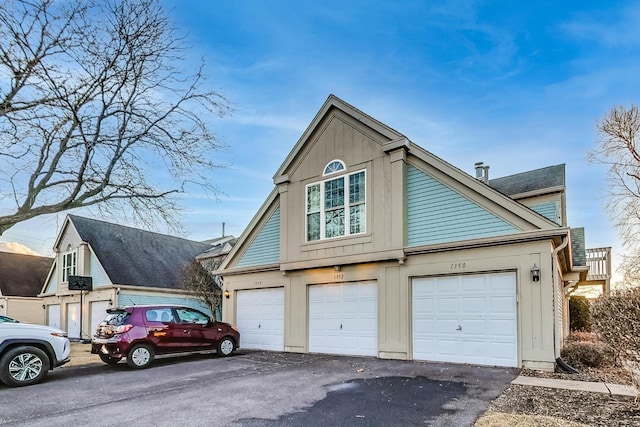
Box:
489;319;517;336
462;320;485;334
461;297;484;313
309;282;378;357
461;276;485;293
237;288;284;351
438;298;459;313
413;272;517;367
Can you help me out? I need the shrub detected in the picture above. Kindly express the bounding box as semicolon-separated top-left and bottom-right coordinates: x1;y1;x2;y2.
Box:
561;339;613;369
569;296;592;332
591;287;640;366
566;331;598;343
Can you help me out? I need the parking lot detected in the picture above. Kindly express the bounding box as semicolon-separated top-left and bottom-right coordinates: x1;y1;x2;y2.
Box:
0;349;517;426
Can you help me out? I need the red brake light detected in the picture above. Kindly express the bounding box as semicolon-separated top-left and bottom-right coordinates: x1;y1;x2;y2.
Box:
115;324;133;334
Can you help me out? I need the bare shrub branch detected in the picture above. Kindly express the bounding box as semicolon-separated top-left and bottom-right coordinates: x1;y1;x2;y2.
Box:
589;104;640;250
0;0;230;235
180;258;222;319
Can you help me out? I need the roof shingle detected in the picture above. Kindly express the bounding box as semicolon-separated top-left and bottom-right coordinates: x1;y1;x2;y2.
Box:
68;215;210;289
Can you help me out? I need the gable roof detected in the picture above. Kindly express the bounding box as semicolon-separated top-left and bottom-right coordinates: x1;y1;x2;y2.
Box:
488;164;565;197
274;94;406;181
66;215;210;289
0;251;53;297
221;95;568;273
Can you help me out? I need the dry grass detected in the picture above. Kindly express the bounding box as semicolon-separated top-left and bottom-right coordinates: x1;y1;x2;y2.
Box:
475;413;588;427
65;342;101;367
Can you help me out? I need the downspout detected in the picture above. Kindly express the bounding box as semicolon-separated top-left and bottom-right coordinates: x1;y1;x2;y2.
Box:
552;236;578;373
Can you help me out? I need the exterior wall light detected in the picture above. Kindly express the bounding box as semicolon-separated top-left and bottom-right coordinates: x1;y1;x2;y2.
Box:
531;264;541;282
224;290;231;299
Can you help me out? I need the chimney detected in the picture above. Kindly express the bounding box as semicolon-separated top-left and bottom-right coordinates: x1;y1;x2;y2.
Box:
474;162;490;183
222;222;226;238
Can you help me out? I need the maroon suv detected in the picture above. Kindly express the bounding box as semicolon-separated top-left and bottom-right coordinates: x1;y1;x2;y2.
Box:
91;305;240;369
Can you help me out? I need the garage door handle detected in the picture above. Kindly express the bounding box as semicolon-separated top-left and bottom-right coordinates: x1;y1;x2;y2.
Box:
340;324;342;330
258;323;261;329
456;325;462;331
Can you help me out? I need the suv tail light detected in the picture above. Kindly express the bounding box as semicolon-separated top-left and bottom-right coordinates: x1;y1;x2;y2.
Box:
115;324;133;334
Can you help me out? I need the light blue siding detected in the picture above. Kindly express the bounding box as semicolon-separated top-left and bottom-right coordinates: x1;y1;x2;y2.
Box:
45;269;57;293
117;293;214;318
90;252;112;287
531;202;559;224
407;165;519;246
236;206;280;268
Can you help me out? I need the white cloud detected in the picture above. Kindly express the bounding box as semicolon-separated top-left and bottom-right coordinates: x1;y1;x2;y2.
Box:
0;242;41;256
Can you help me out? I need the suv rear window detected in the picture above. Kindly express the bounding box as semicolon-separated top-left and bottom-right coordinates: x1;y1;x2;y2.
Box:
103;310;131;326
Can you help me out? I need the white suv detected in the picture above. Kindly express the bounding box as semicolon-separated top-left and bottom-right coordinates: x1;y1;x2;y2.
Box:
0;322;71;387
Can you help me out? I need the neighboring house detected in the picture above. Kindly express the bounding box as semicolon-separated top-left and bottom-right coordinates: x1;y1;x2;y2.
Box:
196;235;237;320
0;251;52;324
218;95;602;370
39;215;214;339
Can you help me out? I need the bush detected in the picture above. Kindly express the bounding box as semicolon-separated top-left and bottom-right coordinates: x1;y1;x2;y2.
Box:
561;339;613;369
569;296;592;332
591;287;640;367
566;331;598;343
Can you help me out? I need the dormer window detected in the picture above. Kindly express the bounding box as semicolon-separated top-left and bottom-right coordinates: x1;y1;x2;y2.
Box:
323;160;345;176
306;163;366;241
62;250;77;282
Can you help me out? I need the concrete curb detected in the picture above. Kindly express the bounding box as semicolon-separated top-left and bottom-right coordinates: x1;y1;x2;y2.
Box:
512;375;638;397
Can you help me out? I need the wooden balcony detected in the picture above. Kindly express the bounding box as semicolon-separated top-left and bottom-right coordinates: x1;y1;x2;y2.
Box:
585;247;612;294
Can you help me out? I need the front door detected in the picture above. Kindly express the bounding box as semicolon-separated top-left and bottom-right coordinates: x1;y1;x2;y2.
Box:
174;307;218;350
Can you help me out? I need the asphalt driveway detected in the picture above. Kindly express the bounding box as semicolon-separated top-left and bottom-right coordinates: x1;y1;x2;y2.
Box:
0;350;517;426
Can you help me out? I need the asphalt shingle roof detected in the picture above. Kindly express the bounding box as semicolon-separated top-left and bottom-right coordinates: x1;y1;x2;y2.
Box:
571;227;587;267
68;215;210;289
0;252;53;296
488;164;565;196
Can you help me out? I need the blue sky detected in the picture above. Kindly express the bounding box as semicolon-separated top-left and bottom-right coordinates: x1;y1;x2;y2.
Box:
2;0;639;279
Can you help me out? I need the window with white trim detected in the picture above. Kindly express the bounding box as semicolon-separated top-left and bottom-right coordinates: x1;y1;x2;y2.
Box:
62;251;77;282
306;164;365;241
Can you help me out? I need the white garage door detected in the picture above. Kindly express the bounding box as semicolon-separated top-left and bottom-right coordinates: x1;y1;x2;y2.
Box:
309;282;377;357
237;288;284;351
90;301;110;338
67;303;81;339
412;272;517;367
47;304;61;330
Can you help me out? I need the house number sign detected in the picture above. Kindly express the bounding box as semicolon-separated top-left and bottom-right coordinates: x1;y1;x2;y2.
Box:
450;262;466;270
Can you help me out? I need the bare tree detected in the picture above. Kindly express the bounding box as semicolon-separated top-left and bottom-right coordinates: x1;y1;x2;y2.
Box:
0;0;229;236
180;259;222;319
589;104;640;277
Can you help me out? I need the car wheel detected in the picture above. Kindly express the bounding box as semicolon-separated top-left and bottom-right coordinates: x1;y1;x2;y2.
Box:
0;346;50;387
126;344;154;369
99;354;122;365
217;337;235;357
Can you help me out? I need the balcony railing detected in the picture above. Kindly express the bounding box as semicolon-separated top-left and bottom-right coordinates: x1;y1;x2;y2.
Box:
585;247;612;294
586;247;612;281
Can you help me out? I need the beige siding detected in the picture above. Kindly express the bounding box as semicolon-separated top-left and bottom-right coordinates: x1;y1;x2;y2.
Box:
223;240;558;369
278;111;402;271
5;297;45;324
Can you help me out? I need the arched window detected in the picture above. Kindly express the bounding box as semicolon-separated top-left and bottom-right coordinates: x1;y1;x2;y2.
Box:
323;160;345;176
306;162;366;242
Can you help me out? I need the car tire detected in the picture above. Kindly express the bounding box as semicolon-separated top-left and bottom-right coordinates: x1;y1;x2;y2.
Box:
126;344;154;369
0;346;51;387
217;337;235;357
99;354;122;365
